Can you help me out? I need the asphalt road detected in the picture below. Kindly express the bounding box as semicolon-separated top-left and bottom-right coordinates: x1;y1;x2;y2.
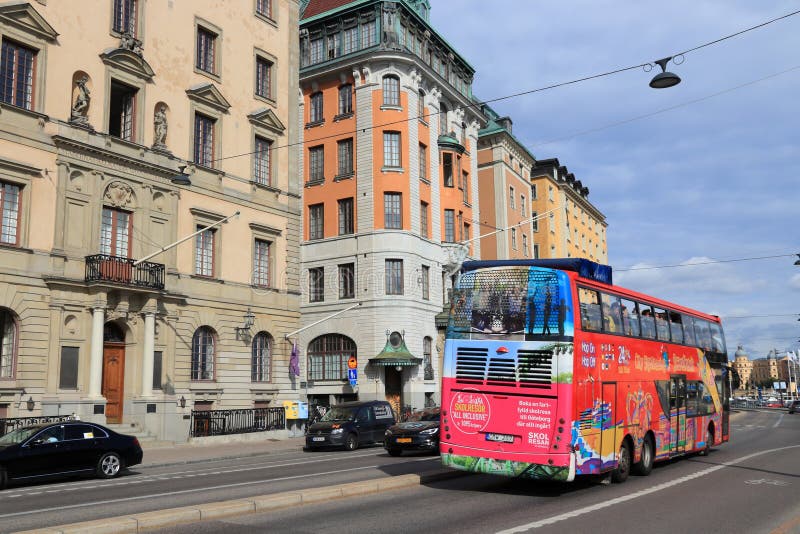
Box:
0;444;440;533
151;410;800;534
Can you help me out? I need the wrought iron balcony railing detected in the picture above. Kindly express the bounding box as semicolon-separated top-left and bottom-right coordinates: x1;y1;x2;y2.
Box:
85;254;165;290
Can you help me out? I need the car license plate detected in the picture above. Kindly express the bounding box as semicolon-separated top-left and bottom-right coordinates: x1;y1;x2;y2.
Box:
396;437;412;443
485;433;514;443
312;436;325;442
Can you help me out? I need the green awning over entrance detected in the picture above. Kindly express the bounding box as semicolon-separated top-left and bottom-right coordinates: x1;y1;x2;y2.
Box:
368;332;422;367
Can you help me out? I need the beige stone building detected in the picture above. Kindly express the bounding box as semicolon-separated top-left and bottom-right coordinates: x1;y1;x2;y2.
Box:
0;0;300;441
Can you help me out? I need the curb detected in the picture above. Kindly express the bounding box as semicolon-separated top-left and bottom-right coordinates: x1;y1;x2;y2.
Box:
13;469;466;533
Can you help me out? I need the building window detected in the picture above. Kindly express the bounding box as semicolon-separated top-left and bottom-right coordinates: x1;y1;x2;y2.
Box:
338;84;352;115
253;238;270;287
339;263;355;299
253;136;272;186
100;207;131;258
439;102;448;135
532;211;539;232
256;56;272;99
193;113;215;167
384;192;402;229
532;184;537;199
361;19;377;47
196;27;217;75
308;334;355;381
251;331;272;382
383;132;401;168
509;186;515;209
327;33;340;60
59;346;79;389
338;197;353;235
521;195;526;215
382;75;400;106
113;0;138;35
309;145;324;183
385;259;403;295
444;209;455;242
191;327;215;381
309;203;324;240
420;201;429;238
548;185;554;201
0;39;36;110
195;226;215;276
511;227;517;249
442;153;453;187
0;309;17;379
343;26;358;54
337;138;353;176
0;182;21;246
153;351;162;390
309;267;324;302
108;80;137;141
423;336;433;380
309;91;323;123
462;171;469;203
419;143;427;180
256;0;272;18
421;265;430;300
418;90;425;121
309;38;323;64
523;234;528;256
533;243;540;258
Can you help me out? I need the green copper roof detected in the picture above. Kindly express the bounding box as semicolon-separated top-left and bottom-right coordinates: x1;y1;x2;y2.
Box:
369;334;421;367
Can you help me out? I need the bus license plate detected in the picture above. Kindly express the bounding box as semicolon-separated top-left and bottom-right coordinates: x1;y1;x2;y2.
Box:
485;433;514;443
396;437;412;443
312;437;325;442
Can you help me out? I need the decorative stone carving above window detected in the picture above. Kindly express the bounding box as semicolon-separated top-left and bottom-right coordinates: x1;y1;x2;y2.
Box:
100;48;155;81
104;181;136;208
0;2;58;42
186;83;231;113
247;108;286;136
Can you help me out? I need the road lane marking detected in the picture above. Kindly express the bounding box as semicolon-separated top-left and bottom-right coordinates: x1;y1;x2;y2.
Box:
496;444;800;533
773;414;784;427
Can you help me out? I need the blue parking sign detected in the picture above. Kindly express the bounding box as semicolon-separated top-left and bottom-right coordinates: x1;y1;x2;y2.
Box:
348;368;357;386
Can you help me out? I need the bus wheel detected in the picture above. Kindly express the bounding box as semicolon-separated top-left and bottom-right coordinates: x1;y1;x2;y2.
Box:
633;435;654;476
611;440;631;483
700;427;713;456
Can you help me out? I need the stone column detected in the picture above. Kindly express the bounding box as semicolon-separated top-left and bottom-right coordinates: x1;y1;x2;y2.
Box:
88;306;105;398
141;311;155;398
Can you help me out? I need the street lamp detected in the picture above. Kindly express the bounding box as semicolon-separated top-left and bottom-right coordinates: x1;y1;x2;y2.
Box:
170;165;192;186
649;57;682;89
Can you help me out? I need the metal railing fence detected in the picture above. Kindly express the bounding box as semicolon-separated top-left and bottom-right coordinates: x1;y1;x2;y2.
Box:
189;407;285;437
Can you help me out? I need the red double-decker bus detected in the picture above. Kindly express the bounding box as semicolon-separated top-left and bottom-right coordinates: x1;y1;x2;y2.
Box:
441;259;729;482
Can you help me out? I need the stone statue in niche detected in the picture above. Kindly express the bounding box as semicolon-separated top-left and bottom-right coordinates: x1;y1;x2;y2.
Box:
152;105;170;153
70;76;91;126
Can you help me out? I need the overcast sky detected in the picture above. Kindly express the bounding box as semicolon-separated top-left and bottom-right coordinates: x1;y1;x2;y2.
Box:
431;1;800;360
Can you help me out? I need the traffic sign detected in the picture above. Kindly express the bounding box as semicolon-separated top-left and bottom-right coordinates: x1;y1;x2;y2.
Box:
348;368;357;381
347;356;357;370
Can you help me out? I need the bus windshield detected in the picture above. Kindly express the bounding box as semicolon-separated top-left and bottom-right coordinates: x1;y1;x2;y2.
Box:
447;266;574;342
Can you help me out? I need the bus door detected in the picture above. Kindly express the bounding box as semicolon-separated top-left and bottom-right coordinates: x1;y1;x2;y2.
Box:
601;382;618;462
669;375;687;455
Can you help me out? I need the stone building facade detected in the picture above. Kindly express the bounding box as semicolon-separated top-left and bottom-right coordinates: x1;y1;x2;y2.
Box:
0;0;300;441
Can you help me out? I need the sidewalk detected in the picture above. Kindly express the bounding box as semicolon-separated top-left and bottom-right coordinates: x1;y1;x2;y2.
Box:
139;435;307;467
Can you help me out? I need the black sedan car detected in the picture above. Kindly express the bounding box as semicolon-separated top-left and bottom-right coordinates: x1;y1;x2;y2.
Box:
384;407;440;456
0;420;143;488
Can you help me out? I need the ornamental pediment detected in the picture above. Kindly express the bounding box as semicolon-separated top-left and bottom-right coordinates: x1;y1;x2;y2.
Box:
247;108;286;135
186;83;231;113
100;48;155;81
0;2;58;41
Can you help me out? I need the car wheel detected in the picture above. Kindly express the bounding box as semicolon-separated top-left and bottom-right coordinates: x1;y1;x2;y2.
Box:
343;433;358;451
632;434;654;476
387;447;402;457
96;452;124;479
611;440;631;483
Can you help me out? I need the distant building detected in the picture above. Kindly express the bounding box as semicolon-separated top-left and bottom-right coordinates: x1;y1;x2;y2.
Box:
297;0;484;415
750;350;780;386
732;346;752;389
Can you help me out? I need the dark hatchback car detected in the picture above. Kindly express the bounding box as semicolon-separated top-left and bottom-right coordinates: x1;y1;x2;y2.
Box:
789;400;800;414
0;421;143;489
306;400;396;451
384;407;440;456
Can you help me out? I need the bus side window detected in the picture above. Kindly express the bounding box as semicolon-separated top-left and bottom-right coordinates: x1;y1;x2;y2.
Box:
620;298;640;337
686;381;698;416
600;293;622;334
639;304;655;339
578;287;601;332
654;307;670;341
709;322;725;353
668;311;684;344
682;315;696;346
694;319;712;351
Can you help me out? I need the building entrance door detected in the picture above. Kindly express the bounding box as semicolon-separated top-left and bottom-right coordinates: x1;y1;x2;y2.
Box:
102;322;126;424
385;367;402;420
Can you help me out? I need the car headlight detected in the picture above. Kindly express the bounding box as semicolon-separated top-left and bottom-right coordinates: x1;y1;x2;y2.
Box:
420;427;439;435
385;429;393;436
331;428;343;435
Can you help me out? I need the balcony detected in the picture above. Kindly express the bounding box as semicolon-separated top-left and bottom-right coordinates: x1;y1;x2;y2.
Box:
85;254;165;290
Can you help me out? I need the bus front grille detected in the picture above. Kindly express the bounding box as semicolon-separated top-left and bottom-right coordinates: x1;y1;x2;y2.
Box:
455;347;553;388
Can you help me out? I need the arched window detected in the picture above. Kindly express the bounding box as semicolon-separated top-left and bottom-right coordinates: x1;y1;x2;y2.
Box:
308;334;356;381
423;336;433;380
382;75;400;106
103;322;125;343
0;308;18;379
191;326;216;381
251;331;272;382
